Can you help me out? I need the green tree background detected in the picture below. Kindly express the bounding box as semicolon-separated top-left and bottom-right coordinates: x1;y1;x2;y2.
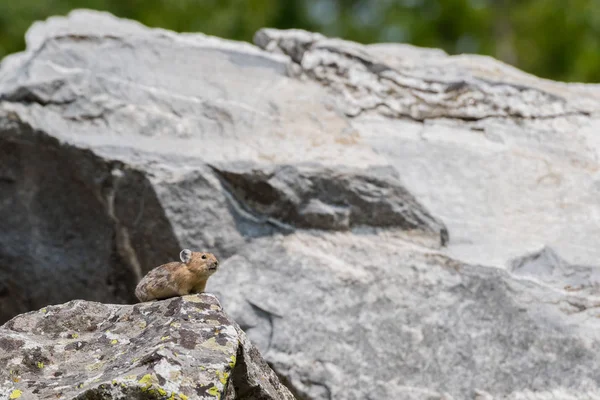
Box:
1;0;599;83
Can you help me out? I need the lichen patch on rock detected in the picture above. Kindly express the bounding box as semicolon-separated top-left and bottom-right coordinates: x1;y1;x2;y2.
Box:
0;294;294;399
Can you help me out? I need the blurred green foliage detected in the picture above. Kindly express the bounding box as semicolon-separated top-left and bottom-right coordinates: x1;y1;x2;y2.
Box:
1;0;599;83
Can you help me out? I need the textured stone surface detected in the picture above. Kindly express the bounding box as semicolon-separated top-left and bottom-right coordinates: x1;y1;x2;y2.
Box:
0;294;294;400
3;9;600;400
211;162;447;243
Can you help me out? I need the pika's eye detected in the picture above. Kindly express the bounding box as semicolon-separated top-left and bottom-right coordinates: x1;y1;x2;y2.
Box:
201;254;207;260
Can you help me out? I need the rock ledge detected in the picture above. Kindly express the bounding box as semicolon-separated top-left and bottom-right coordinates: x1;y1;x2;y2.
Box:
0;294;295;400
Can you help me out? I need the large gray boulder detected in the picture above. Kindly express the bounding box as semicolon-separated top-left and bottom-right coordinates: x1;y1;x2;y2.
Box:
0;294;295;399
2;9;600;399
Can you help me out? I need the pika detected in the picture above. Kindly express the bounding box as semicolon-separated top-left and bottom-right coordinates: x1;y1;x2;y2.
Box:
135;249;219;302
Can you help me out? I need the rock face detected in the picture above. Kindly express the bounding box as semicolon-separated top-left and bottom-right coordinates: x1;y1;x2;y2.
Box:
0;294;295;399
0;116;181;323
2;9;600;400
211;162;447;242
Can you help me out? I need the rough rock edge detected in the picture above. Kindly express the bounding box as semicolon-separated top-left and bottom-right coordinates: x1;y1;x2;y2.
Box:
253;28;597;122
226;325;296;400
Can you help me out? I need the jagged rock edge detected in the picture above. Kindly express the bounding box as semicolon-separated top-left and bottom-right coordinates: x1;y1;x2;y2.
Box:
253;28;593;122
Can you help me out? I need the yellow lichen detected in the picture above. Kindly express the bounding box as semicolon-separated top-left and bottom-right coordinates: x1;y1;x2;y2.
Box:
110;339;118;345
138;374;155;385
229;355;236;368
9;370;20;383
135;374;173;398
201;337;231;354
71;333;79;339
207;386;220;397
41;308;47;313
179;394;189;400
36;362;44;369
9;389;22;399
161;336;170;341
184;295;204;303
219;372;229;385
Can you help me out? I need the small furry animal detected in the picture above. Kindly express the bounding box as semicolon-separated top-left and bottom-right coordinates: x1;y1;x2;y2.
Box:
134;249;219;302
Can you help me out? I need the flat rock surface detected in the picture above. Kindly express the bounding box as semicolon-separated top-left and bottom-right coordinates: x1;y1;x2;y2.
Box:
0;294;294;400
2;9;600;400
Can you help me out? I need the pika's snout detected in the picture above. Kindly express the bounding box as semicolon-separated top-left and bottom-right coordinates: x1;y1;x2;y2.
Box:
208;259;219;271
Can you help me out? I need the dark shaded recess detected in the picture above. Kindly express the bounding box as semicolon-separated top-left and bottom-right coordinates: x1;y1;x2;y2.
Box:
229;339;291;400
266;365;327;400
0;115;180;324
210;163;448;245
74;384;165;400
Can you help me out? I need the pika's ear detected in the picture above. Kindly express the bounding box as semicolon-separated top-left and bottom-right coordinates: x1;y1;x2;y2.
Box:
180;249;192;264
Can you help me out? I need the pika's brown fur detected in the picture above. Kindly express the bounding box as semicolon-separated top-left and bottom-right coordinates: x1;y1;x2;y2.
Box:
135;249;219;302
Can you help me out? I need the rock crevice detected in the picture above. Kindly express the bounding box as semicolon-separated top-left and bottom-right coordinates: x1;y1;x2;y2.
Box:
211;163;448;246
